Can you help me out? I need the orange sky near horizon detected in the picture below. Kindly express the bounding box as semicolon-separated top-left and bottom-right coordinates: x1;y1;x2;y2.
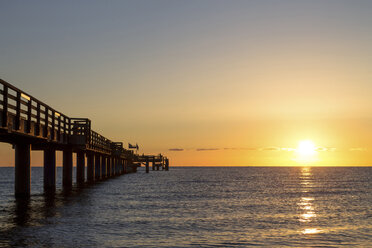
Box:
0;1;372;166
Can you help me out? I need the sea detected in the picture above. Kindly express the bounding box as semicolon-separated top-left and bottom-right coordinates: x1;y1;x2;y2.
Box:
0;166;371;247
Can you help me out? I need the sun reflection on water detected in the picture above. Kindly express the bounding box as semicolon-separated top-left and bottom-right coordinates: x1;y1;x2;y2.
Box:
298;196;316;223
302;228;323;234
298;167;323;234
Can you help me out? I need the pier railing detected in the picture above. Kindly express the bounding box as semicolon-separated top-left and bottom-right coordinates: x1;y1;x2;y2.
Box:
89;130;112;153
0;79;118;154
0;79;70;143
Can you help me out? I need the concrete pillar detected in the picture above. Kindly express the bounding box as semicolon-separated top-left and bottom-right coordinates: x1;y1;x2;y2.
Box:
76;151;85;184
101;156;107;179
87;153;94;182
14;143;31;197
146;161;149;173
43;148;56;192
95;153;101;180
63;149;73;188
152;160;155;170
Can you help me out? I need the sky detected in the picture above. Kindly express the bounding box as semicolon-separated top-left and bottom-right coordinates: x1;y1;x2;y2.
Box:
1;0;372;166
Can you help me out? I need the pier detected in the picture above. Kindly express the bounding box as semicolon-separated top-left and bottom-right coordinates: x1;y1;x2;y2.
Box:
0;79;169;197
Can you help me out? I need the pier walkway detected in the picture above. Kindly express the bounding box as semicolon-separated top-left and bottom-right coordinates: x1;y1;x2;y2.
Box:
0;79;169;197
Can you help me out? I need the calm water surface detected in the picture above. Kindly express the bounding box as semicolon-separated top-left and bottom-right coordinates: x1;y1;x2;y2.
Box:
0;167;371;247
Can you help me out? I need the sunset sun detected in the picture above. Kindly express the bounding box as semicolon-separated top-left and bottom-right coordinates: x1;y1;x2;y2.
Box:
297;140;317;156
294;140;318;164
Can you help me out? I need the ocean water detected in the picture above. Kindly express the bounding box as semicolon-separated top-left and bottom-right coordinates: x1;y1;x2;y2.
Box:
0;166;371;247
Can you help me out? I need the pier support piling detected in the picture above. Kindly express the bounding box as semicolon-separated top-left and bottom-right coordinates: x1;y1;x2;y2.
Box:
112;158;115;175
111;158;114;176
95;153;101;180
101;156;107;179
107;157;111;177
63;149;73;188
124;159;127;174
112;157;115;176
43;148;56;192
115;158;118;175
76;151;85;184
14;143;31;198
146;161;149;173
87;153;94;182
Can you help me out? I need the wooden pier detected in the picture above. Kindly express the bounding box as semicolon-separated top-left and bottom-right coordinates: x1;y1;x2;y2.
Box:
0;79;169;197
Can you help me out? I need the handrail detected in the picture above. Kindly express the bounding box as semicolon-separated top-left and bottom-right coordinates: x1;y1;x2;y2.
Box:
89;130;112;153
0;79;70;140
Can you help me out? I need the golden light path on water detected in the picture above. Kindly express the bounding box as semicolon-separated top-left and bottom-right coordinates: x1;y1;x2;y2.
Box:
298;167;323;235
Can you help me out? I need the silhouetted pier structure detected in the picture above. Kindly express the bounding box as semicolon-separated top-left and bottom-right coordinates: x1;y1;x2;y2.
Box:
136;155;170;173
0;79;169;197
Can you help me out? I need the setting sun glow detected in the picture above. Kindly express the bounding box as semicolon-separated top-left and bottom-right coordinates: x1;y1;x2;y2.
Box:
297;140;317;156
294;140;318;164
